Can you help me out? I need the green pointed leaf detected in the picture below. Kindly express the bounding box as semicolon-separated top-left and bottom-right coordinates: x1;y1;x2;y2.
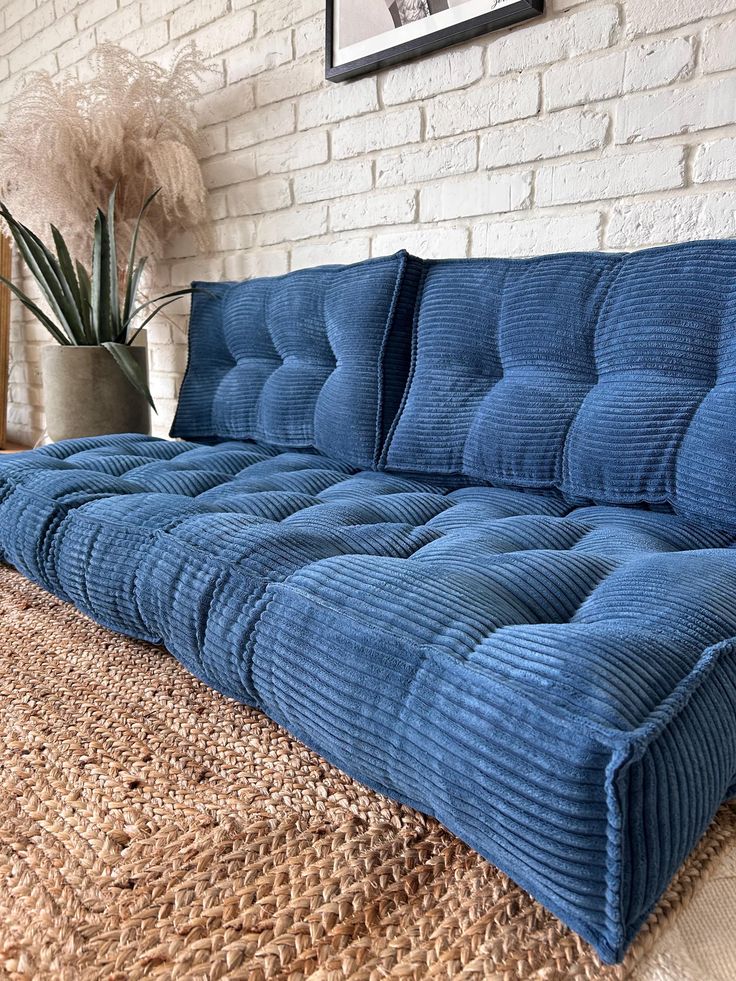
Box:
102;341;156;412
0;272;70;346
107;185;122;342
76;259;92;331
126;292;196;346
0;204;85;344
126;287;196;324
50;224;89;343
123;188;160;324
91;209;112;343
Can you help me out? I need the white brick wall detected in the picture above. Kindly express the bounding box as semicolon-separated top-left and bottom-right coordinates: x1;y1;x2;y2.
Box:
1;0;736;445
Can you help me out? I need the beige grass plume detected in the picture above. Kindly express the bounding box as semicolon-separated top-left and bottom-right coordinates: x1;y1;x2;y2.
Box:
0;43;211;265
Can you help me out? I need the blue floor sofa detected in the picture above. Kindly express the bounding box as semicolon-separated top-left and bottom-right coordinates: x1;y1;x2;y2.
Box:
1;242;735;964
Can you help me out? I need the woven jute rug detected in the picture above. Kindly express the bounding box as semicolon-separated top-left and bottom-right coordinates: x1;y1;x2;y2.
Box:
0;565;734;981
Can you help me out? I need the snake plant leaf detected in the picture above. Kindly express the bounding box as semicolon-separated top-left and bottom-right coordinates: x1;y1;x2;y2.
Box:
0;272;70;346
102;341;157;411
123;188;160;325
126;292;195;347
0;204;85;345
5;213;86;345
50;224;91;344
91;208;112;344
0;191;199;413
24;222;86;342
126;287;196;325
75;260;92;331
107;186;122;343
124;255;148;334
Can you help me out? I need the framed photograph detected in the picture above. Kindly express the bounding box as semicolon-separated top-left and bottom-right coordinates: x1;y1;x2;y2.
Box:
326;0;544;82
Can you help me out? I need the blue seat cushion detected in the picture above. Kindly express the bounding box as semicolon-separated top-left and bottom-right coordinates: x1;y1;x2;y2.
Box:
1;433;735;964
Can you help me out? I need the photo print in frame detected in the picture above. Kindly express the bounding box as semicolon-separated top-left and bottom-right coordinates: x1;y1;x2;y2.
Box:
326;0;544;81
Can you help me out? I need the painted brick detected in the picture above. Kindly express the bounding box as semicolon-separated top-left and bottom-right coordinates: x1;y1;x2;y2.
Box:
4;0;32;30
426;75;540;138
255;130;328;175
701;20;736;73
259;203;328;245
627;0;736;38
381;46;484;105
290;236;371;270
228;101;296;150
607;191;736;247
694;138;736;184
198;80;256;126
616;76;736;143
544;36;695;111
169;0;229;39
56;28;97;70
297;77;379;130
294;159;373;204
372;227;469;259
487;4;619;74
294;16;323;59
258;0;322;34
202;149;257;189
121;20;169;57
19;3;55;41
192;12;256;58
213;218;257;252
77;0;117;30
142;0;180;18
225;250;290;279
199;124;228;159
480;108;608;168
473;212;603;257
331;107;422;159
95;6;142;43
330;189;417;232
536;147;686;206
420;171;532;222
376;138;477;188
228;177;292;216
227;29;293;82
256;59;323;105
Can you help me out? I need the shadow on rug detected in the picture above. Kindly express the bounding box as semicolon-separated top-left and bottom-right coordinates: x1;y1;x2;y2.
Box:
0;565;734;980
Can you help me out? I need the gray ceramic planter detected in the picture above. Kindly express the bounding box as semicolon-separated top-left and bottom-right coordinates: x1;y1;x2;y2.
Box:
42;340;151;442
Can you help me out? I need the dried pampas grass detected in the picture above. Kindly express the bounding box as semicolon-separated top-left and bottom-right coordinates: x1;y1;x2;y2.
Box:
0;43;211;265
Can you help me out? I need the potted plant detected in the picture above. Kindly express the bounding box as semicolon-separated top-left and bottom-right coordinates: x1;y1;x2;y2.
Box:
0;188;194;442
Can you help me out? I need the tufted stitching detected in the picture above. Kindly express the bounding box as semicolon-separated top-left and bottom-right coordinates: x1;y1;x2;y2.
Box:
171;254;413;471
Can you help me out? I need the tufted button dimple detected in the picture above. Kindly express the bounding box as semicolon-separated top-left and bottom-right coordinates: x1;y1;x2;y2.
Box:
171;254;415;470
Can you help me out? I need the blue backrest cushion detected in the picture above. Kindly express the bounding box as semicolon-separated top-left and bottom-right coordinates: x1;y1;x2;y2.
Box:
564;242;736;524
171;251;421;469
382;252;619;485
382;241;736;531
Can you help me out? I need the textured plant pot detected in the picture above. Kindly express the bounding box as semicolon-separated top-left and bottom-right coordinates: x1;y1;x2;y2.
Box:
42;341;151;442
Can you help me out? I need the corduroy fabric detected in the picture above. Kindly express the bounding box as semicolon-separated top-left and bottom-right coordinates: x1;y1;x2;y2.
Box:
170;251;420;470
383;240;736;531
1;434;736;964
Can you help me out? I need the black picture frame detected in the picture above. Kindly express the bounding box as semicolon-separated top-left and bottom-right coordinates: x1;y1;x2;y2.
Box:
326;0;544;82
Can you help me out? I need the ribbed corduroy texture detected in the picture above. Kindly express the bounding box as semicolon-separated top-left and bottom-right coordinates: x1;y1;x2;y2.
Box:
3;565;736;980
1;433;736;963
382;240;736;531
3;242;736;965
170;251;419;469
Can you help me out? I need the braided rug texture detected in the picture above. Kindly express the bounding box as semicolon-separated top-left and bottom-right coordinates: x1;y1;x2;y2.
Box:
0;565;734;981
